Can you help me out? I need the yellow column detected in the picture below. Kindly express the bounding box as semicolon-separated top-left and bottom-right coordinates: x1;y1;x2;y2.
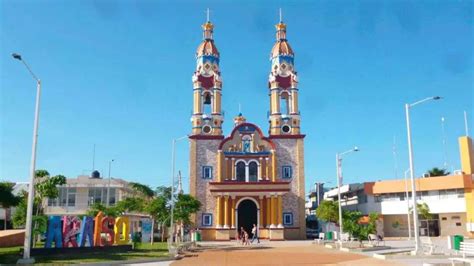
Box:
217;151;223;182
277;195;283;227
193;89;201;114
259;197;264;227
291;90;299;114
271;196;277;227
224;196;229;228
214;90;222;114
271;150;277;182
265;158;272;180
231;197;236;228
216;196;222;228
231;158;235;180
266;196;271;228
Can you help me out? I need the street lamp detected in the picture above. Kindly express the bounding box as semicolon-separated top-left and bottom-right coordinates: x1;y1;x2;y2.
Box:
405;96;442;254
106;159;115;207
404;169;412;240
12;53;41;264
336;146;359;249
169;135;188;249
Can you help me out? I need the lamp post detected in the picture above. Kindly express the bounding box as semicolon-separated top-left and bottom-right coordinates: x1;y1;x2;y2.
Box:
106;159;115;207
405;96;441;254
169;135;188;248
12;53;41;264
336;146;359;249
404;169;412;240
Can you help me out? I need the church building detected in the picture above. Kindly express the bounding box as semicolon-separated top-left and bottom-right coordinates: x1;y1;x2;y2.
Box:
189;15;306;240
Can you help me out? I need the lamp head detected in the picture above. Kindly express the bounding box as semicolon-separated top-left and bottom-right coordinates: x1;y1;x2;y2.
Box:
12;53;22;61
433;96;442;100
353;146;359;152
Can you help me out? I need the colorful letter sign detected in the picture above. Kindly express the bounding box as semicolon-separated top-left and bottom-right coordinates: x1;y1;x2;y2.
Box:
114;216;130;245
78;216;94;247
45;213;137;250
62;216;81;247
45;216;63;248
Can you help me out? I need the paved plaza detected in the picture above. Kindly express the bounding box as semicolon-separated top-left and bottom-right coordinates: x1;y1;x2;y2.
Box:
169;241;404;266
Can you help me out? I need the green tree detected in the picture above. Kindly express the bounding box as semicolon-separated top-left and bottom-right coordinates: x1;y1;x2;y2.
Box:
316;200;339;224
427;167;450;177
85;202;120;217
342;211;378;246
0;182;20;208
129;182;155;198
115;197;145;214
145;196;168;241
174;194;201;225
416;202;433;220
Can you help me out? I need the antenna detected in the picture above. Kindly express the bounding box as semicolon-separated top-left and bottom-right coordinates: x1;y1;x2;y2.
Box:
279;8;282;22
441;117;449;170
92;144;96;171
177;170;183;194
238;103;241;113
464;111;469;137
392;135;399;179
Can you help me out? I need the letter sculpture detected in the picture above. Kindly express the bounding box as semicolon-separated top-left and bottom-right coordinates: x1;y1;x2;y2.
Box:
78;216;94;247
114;216;130;245
93;212;104;246
62;216;81;247
101;216;115;246
45;216;63;248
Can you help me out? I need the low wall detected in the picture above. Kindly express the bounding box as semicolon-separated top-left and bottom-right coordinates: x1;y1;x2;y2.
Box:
0;229;25;247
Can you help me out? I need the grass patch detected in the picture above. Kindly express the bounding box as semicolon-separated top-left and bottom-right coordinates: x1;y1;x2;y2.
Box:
0;242;169;265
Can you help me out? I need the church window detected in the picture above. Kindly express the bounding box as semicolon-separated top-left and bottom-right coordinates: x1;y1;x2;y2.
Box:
202;92;212;114
280;92;290;115
282;166;292;179
202;213;212;226
248;162;258;182
202;166;213;179
281;125;291;133
236;162;246;181
283;212;293;226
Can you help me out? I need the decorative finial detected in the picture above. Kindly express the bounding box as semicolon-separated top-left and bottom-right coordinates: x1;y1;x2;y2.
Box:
206;8;210;22
279;8;282;22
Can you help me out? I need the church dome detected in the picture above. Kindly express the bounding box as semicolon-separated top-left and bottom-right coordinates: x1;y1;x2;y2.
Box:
196;40;219;57
271;40;293;58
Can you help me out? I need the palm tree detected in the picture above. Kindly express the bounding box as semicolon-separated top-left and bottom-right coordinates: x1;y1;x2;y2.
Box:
426;167;450;177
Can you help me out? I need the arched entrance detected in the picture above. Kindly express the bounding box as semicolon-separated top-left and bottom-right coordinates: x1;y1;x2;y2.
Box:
237;199;258;236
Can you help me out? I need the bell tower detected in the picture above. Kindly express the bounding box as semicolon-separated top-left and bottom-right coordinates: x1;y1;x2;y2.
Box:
191;15;223;136
268;16;300;135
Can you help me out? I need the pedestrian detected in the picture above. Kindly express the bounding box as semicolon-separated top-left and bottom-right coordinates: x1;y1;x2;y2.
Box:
250;224;260;244
244;230;250;245
240;227;246;245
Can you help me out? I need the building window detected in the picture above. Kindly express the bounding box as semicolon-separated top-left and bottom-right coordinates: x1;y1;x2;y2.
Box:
202;213;212;226
248;162;258;182
283;212;293;226
48;188;76;207
236;162;246;181
282;166;292;179
202;166;213;179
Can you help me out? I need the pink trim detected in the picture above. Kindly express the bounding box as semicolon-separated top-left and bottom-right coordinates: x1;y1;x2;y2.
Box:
218;123;276;150
209;181;290;185
189;135;225;140
269;134;306;139
210;188;290;192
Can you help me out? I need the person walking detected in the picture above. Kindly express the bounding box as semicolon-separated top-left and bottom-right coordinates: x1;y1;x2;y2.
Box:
243;230;250;246
250;224;260;244
240;227;246;245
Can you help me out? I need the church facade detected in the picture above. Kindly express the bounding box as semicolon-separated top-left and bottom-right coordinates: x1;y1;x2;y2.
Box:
189;16;306;240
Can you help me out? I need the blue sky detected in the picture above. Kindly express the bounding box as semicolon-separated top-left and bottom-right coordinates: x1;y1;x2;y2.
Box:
1;0;472;193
